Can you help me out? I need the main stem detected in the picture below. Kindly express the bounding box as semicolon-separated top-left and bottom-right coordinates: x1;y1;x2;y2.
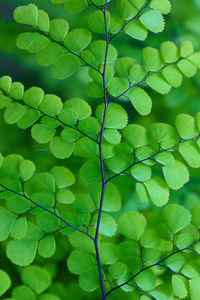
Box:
93;1;109;299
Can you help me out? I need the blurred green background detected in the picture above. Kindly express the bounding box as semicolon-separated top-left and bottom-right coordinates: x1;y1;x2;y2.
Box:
0;0;200;299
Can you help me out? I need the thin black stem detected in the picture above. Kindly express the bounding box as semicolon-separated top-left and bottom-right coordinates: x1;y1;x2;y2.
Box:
106;239;200;296
0;183;93;240
106;133;200;183
93;1;109;299
0;88;98;144
88;0;104;12
108;58;183;104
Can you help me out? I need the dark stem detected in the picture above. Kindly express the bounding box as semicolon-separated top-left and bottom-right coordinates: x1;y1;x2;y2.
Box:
93;1;109;299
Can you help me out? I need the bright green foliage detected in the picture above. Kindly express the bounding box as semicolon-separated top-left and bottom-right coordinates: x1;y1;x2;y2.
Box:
162;160;189;190
67;249;95;274
140;9;164;33
1;1;200;299
129;87;152;116
21;266;51;293
10;217;27;240
118;212;146;240
164;204;191;233
144;178;169;206
0;207;17;241
7;240;38;267
96;103;128;129
0;270;11;297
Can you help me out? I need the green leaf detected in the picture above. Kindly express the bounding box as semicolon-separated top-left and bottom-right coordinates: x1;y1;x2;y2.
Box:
49;19;69;41
110;17;124;33
64;98;91;120
65;0;88;13
105;155;130;173
135;269;156;291
89;10;111;33
23;87;44;108
0;76;12;93
7;240;38;266
160;41;179;63
117;0;138;20
179;141;200;168
180;40;194;57
150;284;173;300
25;172;55;194
136;183;149;202
130;0;146;9
96;103;128;129
0;95;11;109
67;249;95;275
164;204;191;233
74;138;98;157
166;253;185;272
4;103;26;124
36;211;60;232
175;113;198;139
189;277;200;299
31;192;54;213
144;177;169;206
163;160;189;190
39;294;60;300
129;87;152;116
162;65;183;88
131;164;152;181
115;57;137;78
73;193;95;212
58;108;77;126
14;4;38;26
80;159;101;185
50;137;74;159
79;117;101;137
99;242;118;264
109;262;127;279
0;270;11;297
52;54;80;79
104;129;121;145
57;188;75;204
123;124;147;147
51;166;75;188
107;77;129;97
10;82;24;100
12;285;36;300
17;33;50;54
39;94;63;116
7;195;30;214
21;266;51;294
177;59;197;77
118;211;147;240
91;182;121;212
140;9;164;33
23;222;42;240
69;231;95;254
87;81;104;98
31;124;55;144
149;123;175;143
10;217;27;240
38;235;56;258
64;29;91;53
129;63;147;82
98;212;117;237
79;267;99;292
0;207;17;241
37;9;50;32
150;0;171;14
146;73;171;94
141;47;164;71
90;40;118;63
61;128;79;143
125;20;148;41
19;160;36;181
36;44;64;66
188;52;200;68
0;153;3;168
